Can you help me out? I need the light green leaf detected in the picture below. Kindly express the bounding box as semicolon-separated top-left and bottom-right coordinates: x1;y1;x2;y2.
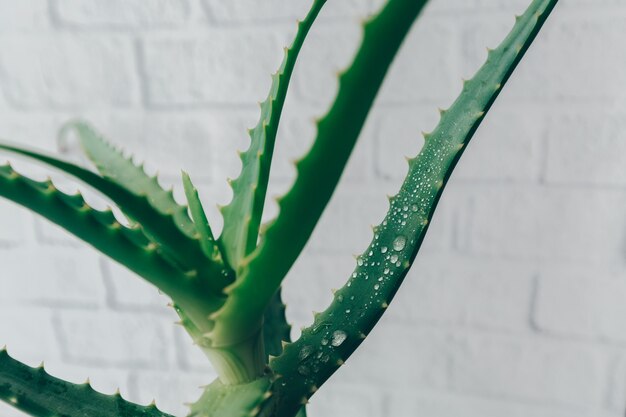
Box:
219;0;327;270
210;0;430;350
269;0;559;413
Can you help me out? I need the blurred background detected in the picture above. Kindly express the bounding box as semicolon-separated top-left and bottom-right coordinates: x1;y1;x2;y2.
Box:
0;0;624;416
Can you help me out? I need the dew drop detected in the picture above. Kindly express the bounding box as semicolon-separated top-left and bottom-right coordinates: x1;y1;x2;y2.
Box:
298;365;310;376
374;284;380;290
357;257;363;266
299;345;314;361
380;246;388;254
321;338;329;346
390;254;399;263
393;236;407;251
331;330;348;347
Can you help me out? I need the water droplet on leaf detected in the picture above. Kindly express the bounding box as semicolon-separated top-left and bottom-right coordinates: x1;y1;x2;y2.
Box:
331;330;347;347
393;236;407;251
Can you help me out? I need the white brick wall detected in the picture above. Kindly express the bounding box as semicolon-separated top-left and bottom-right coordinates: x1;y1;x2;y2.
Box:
0;1;624;416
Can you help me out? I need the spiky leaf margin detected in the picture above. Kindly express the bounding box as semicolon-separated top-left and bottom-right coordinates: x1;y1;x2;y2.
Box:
219;0;327;270
211;0;430;349
268;0;558;413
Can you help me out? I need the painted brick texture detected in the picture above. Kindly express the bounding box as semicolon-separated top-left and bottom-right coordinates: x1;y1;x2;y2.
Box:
0;1;624;416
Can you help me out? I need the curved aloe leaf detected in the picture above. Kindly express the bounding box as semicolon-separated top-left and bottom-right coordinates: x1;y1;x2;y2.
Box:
70;123;232;275
0;164;224;328
182;171;225;263
65;121;197;239
263;290;292;359
187;377;272;417
219;0;327;270
267;0;558;413
0;142;230;303
210;0;429;350
0;348;173;417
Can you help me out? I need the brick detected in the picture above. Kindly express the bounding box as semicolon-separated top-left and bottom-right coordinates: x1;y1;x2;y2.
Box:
534;265;626;343
462;14;626;100
608;352;626;413
294;20;455;106
308;382;384;417
34;216;84;246
282;254;356;329
0;247;104;306
203;0;377;23
373;106;437;181
102;259;168;310
377;20;456;105
0;0;49;33
53;0;190;29
0;203;29;245
373;104;544;182
287;25;363;108
0;36;137;109
455;105;544;181
304;184;392;255
141;32;282;106
340;322;450;390
269;108;377;184
129;371;211;416
66;112;249;181
389;255;534;331
0;402;29;417
545;111;626;186
426;0;530;12
449;334;604;406
458;185;626;263
387;390;617;417
57;311;169;368
0;114;62;151
0;308;59;366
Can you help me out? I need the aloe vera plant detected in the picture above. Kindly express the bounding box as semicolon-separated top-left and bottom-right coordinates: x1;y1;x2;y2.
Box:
0;0;558;416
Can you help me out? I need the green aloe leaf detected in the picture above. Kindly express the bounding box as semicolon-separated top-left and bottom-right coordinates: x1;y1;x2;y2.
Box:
268;0;558;413
64;120;198;239
187;377;272;417
219;0;327;270
0;348;173;417
182;171;225;263
0;142;231;301
0;164;224;327
210;0;430;351
263;290;292;359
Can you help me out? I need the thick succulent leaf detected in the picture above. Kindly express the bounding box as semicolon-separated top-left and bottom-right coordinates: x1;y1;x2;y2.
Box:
0;142;231;301
187;377;272;417
0;348;173;417
219;0;327;270
263;291;307;417
210;0;429;349
263;290;292;359
182;171;226;264
0;164;224;328
267;0;558;413
65;120;198;239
